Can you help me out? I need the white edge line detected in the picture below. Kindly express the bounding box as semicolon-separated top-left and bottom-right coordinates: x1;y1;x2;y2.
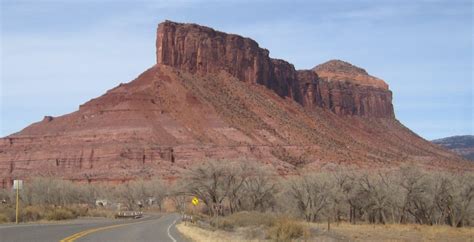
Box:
167;216;179;242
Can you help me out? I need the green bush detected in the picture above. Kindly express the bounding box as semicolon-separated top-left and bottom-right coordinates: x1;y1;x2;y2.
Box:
266;217;307;242
45;208;77;220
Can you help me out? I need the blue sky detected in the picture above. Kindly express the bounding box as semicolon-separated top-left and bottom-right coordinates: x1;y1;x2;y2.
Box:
1;0;472;140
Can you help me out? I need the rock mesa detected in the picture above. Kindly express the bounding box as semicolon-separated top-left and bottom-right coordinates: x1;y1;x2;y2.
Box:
0;20;469;188
156;21;394;118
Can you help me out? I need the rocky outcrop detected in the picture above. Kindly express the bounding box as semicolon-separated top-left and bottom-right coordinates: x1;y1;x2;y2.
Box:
297;70;321;109
156;20;301;101
156;21;394;118
270;59;301;102
313;59;388;89
156;21;272;85
317;79;394;118
313;60;394;118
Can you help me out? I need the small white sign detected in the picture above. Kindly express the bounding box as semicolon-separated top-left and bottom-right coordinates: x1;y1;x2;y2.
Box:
13;180;23;190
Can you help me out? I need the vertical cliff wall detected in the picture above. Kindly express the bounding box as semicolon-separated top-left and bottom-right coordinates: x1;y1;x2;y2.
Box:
317;80;394;117
313;60;394;118
156;21;302;101
156;20;394;118
297;70;322;109
156;21;272;85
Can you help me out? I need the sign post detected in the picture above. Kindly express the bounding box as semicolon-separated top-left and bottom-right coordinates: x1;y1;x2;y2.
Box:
191;197;199;206
191;197;199;224
13;180;23;224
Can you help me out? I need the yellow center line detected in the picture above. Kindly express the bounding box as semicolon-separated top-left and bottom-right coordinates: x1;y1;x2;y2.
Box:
59;220;148;242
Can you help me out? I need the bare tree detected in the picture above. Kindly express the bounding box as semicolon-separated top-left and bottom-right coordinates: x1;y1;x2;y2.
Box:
114;182;137;210
285;173;333;222
438;172;474;227
112;178;167;210
240;163;278;212
23;177;94;207
333;167;360;224
356;173;391;224
149;178;167;211
180;160;243;216
179;160;279;216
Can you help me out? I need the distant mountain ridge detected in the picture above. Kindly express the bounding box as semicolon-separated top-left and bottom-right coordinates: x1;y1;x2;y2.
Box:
432;135;474;161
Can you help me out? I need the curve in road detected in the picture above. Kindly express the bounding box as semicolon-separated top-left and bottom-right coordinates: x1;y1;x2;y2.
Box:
0;213;187;242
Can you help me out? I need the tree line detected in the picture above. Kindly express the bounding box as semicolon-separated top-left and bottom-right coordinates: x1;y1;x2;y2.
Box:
1;161;472;227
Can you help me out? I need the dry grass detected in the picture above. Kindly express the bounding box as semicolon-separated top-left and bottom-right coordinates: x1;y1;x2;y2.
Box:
177;213;309;242
178;219;474;242
45;208;76;220
176;222;252;242
0;213;9;223
0;206;15;223
216;211;275;230
22;206;44;221
266;217;309;241
309;222;474;242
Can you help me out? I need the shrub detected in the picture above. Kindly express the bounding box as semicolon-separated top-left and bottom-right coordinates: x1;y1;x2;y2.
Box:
45;208;76;220
22;206;43;222
218;211;276;229
211;217;235;231
67;205;89;217
0;213;9;223
0;207;15;222
86;208;114;218
266;217;307;242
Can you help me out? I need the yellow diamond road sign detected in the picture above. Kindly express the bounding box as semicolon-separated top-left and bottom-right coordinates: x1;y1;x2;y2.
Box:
192;197;199;206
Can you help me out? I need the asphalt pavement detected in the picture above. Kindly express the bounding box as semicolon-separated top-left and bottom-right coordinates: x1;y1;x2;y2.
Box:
0;213;188;242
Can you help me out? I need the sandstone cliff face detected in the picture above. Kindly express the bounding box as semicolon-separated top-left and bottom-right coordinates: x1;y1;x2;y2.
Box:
296;70;321;109
157;21;393;118
313;60;394;118
317;79;394;118
270;59;301;102
156;21;301;101
156;21;271;85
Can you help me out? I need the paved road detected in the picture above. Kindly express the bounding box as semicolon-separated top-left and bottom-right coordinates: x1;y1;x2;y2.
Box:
0;213;188;242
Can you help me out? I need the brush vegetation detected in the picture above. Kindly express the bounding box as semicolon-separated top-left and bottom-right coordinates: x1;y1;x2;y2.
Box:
0;177;166;223
1;161;472;241
172;161;474;241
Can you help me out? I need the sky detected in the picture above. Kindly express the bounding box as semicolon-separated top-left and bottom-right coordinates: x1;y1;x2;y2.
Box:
0;0;472;140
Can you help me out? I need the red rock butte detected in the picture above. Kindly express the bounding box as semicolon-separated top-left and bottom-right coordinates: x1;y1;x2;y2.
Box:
0;20;470;188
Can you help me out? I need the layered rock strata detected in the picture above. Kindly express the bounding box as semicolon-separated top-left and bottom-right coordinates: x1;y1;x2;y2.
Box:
156;21;393;118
